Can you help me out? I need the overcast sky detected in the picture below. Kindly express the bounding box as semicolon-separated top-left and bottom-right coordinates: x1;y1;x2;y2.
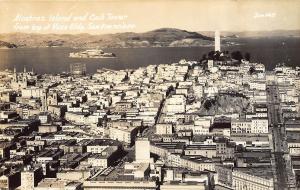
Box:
0;0;300;34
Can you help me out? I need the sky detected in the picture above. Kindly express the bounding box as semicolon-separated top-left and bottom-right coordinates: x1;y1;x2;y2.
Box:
0;0;300;34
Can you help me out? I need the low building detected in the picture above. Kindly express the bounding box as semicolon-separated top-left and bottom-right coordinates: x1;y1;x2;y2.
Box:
184;145;217;159
231;119;252;134
109;122;139;145
86;146;121;169
156;123;173;135
232;167;274;190
160;181;206;190
83;180;157;190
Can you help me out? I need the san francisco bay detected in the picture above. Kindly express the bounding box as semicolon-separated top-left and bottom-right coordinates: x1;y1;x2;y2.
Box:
0;37;299;74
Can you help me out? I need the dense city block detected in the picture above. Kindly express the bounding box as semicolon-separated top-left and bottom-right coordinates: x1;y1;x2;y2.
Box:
0;51;299;189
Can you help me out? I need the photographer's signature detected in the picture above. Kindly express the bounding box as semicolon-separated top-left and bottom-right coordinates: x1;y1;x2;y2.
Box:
254;12;276;18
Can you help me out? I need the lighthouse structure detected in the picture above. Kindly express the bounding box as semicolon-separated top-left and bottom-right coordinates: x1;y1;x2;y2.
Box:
215;30;221;52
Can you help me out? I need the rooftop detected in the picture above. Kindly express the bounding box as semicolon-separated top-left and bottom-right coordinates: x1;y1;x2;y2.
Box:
234;167;274;180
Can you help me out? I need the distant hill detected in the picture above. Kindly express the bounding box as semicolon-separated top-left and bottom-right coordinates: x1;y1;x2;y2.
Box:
0;28;214;48
1;29;299;48
200;30;300;38
0;40;17;48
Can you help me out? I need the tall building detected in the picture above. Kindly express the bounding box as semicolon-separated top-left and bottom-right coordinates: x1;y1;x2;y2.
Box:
11;67;28;90
135;137;150;163
215;30;221;52
21;165;43;190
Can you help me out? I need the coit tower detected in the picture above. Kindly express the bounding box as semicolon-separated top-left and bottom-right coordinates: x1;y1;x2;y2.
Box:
215;30;221;52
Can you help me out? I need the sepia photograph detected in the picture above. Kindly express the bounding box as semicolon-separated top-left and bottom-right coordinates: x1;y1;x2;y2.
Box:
0;0;300;189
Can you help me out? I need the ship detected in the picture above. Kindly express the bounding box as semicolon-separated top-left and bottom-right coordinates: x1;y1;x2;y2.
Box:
69;49;116;58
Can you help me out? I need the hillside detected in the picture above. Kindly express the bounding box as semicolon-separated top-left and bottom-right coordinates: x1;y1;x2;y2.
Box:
0;40;17;48
199;94;251;115
0;28;214;48
200;30;300;38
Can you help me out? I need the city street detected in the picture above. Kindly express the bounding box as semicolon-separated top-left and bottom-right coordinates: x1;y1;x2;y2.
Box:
267;84;296;190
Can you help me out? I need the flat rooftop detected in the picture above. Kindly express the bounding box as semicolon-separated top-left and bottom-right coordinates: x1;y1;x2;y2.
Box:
234;167;273;180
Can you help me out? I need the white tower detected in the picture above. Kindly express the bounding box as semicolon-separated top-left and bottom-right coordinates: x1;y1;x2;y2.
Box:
215;30;221;52
135;137;150;163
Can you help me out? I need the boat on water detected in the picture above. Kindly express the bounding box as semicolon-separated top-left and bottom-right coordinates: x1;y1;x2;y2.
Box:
69;49;116;58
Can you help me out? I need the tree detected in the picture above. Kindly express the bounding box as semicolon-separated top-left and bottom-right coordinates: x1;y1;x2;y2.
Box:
208;51;215;60
231;51;243;61
249;66;255;75
201;54;207;62
215;51;221;60
245;52;251;61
